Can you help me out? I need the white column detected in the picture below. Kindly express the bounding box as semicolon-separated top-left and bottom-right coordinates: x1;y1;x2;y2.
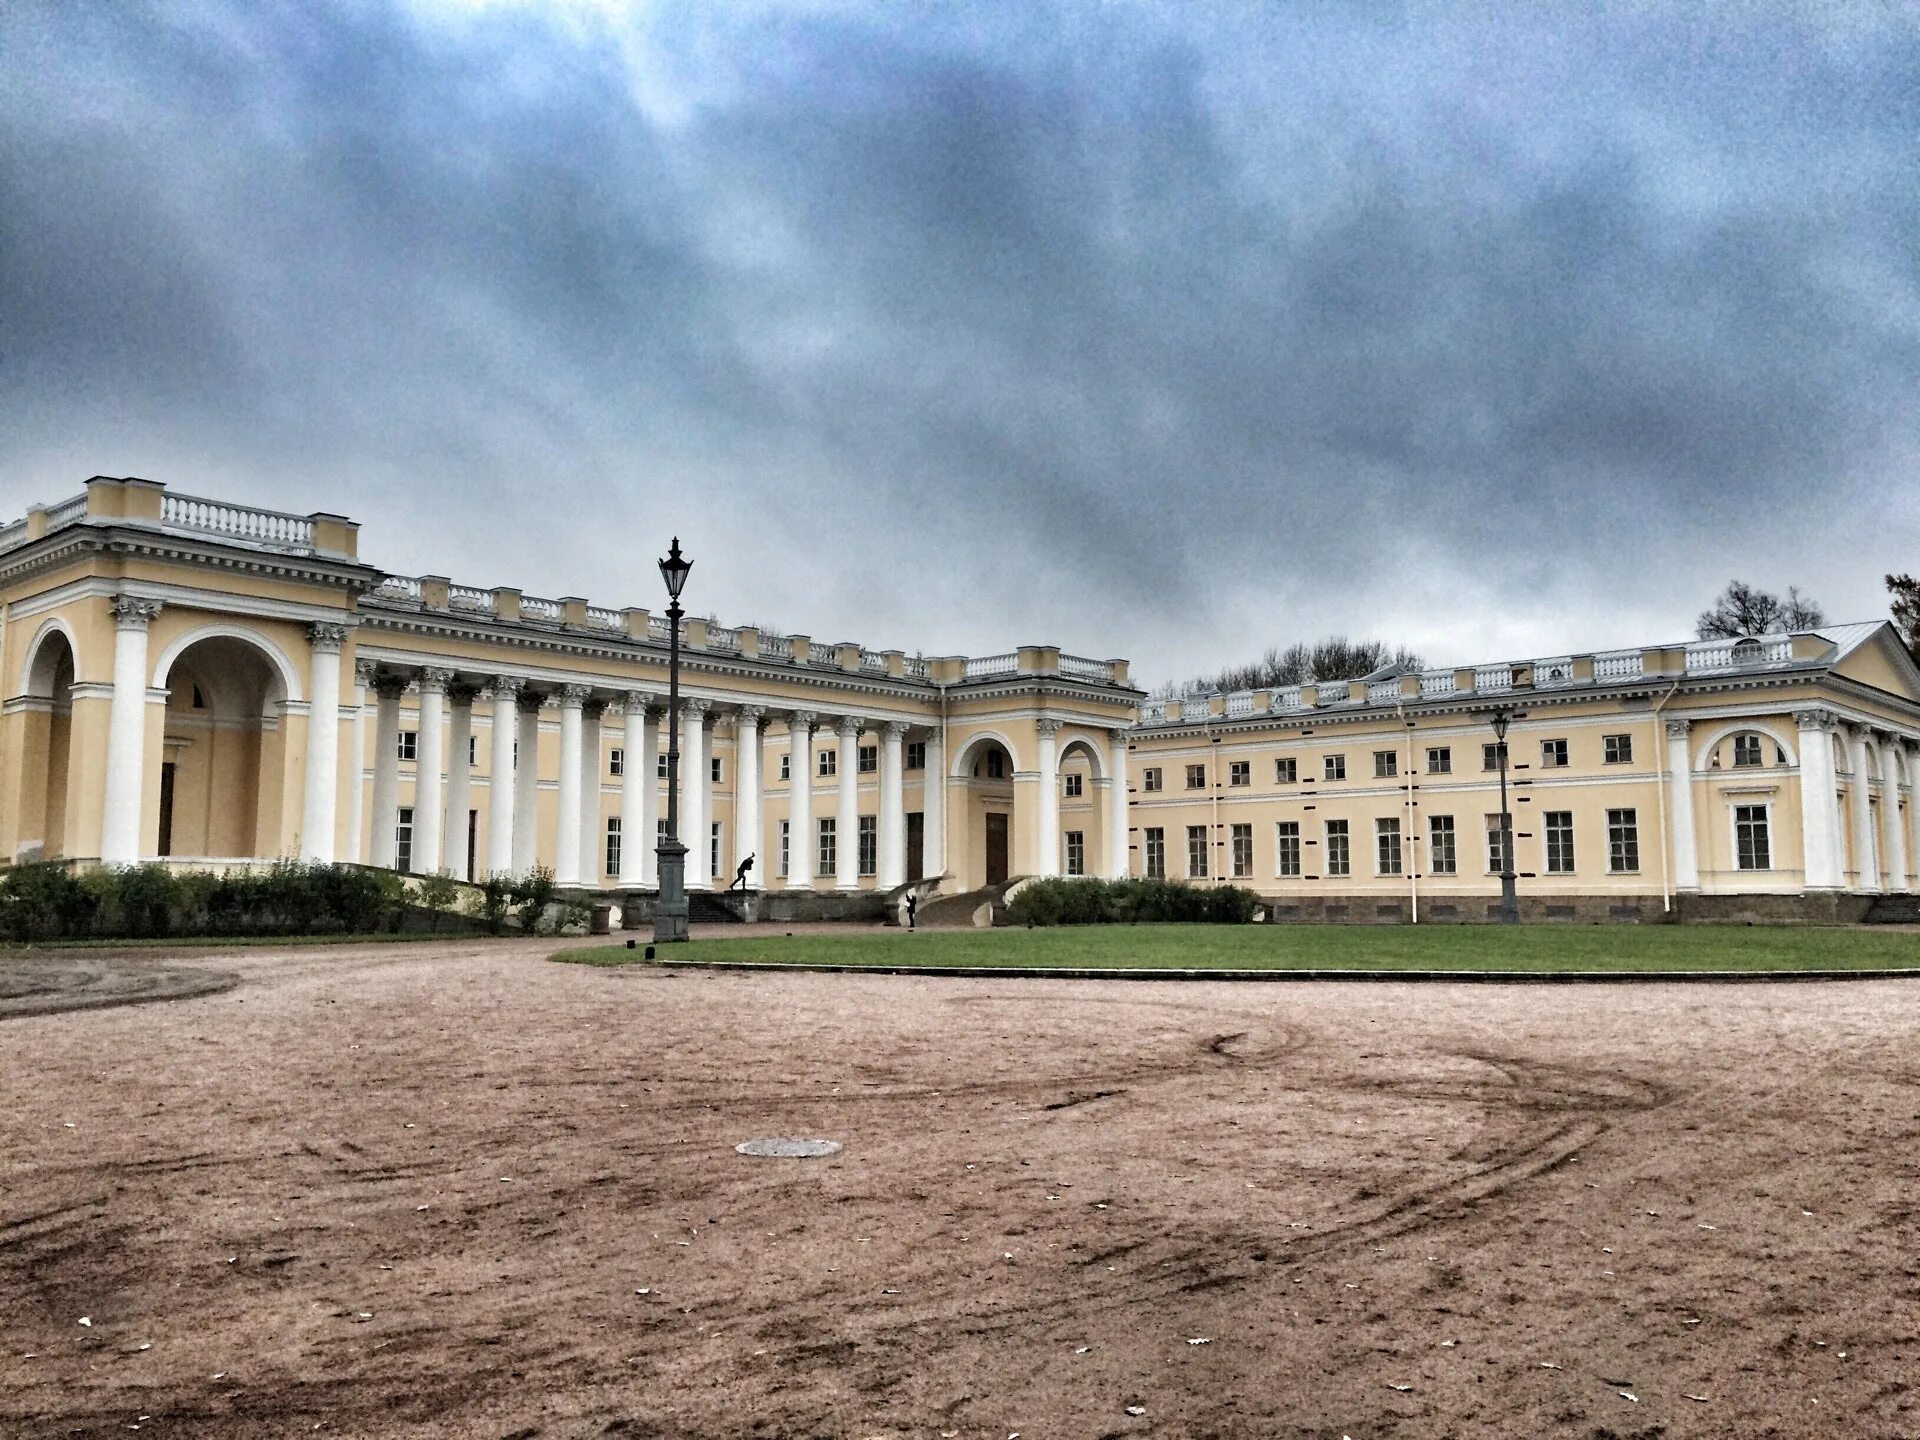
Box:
444;684;475;880
300;622;349;862
879;720;907;888
835;716;862;890
1907;743;1920;893
368;674;406;869
1885;739;1910;894
1034;718;1062;877
101;597;160;864
788;711;816;888
619;695;654;887
413;668;450;875
682;699;711;889
554;685;587;887
736;706;764;888
579;699;604;886
1107;727;1130;878
1847;725;1880;894
513;692;543;874
1665;717;1698;891
347;661;374;863
1795;708;1843;890
922;728;945;879
486;677;521;877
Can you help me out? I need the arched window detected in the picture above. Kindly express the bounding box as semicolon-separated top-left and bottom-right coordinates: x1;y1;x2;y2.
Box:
1731;637;1763;664
1731;733;1765;768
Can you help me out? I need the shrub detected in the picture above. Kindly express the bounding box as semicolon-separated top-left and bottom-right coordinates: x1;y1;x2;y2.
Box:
476;873;516;935
416;872;459;930
1006;876;1260;927
0;863;92;941
512;866;557;934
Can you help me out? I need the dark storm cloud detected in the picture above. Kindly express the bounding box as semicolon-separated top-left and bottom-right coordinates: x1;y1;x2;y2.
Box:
3;1;1916;677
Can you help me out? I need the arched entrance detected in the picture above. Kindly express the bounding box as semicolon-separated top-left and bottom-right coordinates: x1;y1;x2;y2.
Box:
156;635;292;858
1057;736;1107;877
952;733;1017;889
15;622;80;860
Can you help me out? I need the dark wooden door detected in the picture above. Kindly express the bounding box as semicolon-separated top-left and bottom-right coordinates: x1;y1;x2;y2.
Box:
157;762;176;857
985;812;1009;886
906;811;925;882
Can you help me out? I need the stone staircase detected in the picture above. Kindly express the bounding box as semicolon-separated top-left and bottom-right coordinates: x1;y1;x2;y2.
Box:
1863;893;1920;925
916;877;1031;930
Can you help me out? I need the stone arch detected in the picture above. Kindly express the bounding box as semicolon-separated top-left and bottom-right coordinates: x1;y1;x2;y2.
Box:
950;728;1023;778
950;731;1019;890
1693;719;1797;772
11;620;79;860
1057;734;1108;780
154;632;295;858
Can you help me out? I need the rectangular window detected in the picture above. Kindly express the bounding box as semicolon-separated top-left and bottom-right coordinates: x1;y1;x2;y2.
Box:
1735;805;1772;870
1143;767;1163;793
1426;746;1452;774
1064;773;1084;798
657;818;668;850
1483;742;1506;772
1603;733;1633;765
1326;819;1350;876
469;735;478;767
1065;830;1086;876
1144;827;1166;879
605;817;622;876
395;806;414;874
858;744;877;774
1186;825;1210;878
1324;754;1346;781
1428;815;1457;875
1230;823;1253;878
1607;808;1639;873
819;749;837;777
1373;750;1398;779
905;741;926;771
985;750;1006;780
778;820;790;878
609;747;624;777
858;815;877;876
1544;810;1575;874
1185;763;1207;789
1229;760;1250;787
1376;818;1403;875
398;730;418;762
1733;734;1764;768
711;756;723;786
1486;814;1511;874
657;751;669;779
779;754;791;782
1541;738;1569;768
818;817;837;873
1275;821;1302;877
1275;757;1298;784
711;822;721;879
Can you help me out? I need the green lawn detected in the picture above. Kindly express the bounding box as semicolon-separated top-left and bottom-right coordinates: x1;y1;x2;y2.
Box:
556;923;1920;975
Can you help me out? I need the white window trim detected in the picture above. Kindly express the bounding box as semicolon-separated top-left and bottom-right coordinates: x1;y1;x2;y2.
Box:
1728;797;1776;872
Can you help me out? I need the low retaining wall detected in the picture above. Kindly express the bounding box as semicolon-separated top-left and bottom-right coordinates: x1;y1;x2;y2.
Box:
610;888;888;927
1261;893;1879;925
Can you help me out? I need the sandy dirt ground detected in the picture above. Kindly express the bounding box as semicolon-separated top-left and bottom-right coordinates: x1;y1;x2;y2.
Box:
2;930;1918;1439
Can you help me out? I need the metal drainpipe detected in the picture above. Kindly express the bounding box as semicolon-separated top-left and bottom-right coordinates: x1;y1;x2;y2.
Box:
1651;674;1683;914
1397;697;1418;923
1208;714;1222;882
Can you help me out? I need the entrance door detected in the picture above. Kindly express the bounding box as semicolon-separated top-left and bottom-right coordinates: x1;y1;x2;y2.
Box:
157;762;177;857
985;812;1009;886
906;811;925;882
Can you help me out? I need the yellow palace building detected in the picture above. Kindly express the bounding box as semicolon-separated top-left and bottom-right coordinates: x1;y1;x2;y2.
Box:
3;476;1916;922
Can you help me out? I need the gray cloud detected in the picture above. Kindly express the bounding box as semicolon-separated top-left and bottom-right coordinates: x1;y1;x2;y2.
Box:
3;0;1916;681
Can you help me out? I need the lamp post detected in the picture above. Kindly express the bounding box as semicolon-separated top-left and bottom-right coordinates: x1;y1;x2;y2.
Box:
654;537;692;944
1490;706;1519;924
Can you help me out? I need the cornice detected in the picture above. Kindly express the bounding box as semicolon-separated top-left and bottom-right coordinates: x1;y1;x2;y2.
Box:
0;522;382;593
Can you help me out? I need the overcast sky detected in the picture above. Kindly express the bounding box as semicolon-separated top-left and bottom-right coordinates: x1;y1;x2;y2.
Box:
4;1;1916;685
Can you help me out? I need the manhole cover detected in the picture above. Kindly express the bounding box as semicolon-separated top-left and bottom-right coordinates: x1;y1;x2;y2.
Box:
734;1138;843;1159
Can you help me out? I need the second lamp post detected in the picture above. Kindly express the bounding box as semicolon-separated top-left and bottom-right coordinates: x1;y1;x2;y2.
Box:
654;537;692;944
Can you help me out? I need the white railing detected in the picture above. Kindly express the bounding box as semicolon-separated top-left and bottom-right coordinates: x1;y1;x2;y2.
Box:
760;633;793;661
1594;650;1643;681
1530;656;1576;687
966;653;1018;679
1225;690;1255;717
519;595;562;622
1419;670;1456;697
1138;700;1171;725
1687;636;1791;672
648;615;675;644
860;649;888;673
903;654;930;679
1474;664;1514;693
585;605;623;630
0;518;26;553
448;584;494;613
163;493;314;551
1367;679;1402;704
43;494;88;529
707;625;740;654
1271;685;1304;710
372;574;423;604
1059;653;1111;682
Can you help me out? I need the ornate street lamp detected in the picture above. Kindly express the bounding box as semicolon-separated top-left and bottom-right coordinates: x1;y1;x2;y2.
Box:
1489;706;1519;924
654;537;693;944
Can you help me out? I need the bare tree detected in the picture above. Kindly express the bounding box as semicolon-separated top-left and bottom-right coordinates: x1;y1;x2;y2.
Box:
1889;573;1920;658
1156;636;1424;698
1695;581;1825;639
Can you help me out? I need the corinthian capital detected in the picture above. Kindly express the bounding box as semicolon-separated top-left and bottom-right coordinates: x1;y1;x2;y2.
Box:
308;622;351;654
557;683;592;707
788;709;816;734
109;596;161;629
418;666;455;693
883;719;910;739
1036;717;1064;737
837;714;863;738
1793;707;1838;733
1663;717;1692;739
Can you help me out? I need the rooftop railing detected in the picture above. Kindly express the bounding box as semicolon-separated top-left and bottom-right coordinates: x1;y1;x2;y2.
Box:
966;653;1019;679
164;493;315;552
585;605;623;630
519;595;562;623
448;584;495;614
759;633;794;661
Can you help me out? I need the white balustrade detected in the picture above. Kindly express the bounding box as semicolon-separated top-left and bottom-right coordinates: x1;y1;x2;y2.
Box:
448;585;494;613
519;595;562;622
902;654;929;679
585;605;623;629
43;494;88;528
1419;671;1455;697
1367;679;1401;704
1474;664;1514;693
1594;651;1643;681
760;633;794;661
859;649;887;672
372;575;424;604
1059;654;1111;682
707;626;741;653
1531;656;1575;687
1225;690;1255;717
162;493;315;551
965;653;1018;678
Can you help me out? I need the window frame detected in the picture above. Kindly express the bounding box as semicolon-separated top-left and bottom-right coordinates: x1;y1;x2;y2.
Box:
605;816;622;876
1733;802;1773;870
1603;733;1633;765
1186;824;1210;879
1606;807;1640;874
1228;760;1251;788
1373;750;1398;779
1428;814;1457;875
1275;757;1298;785
1185;763;1207;790
1142;767;1163;793
1375;817;1403;875
1065;830;1086;876
1540;738;1569;769
857;814;878;876
1063;772;1084;798
1425;746;1451;775
1543;810;1575;874
1275;821;1301;877
1144;826;1167;879
1325;819;1351;877
1230;823;1253;878
1324;754;1346;782
817;817;837;873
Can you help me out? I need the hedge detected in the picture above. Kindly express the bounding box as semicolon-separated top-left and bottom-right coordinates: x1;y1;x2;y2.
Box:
1005;876;1261;927
1;861;417;942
